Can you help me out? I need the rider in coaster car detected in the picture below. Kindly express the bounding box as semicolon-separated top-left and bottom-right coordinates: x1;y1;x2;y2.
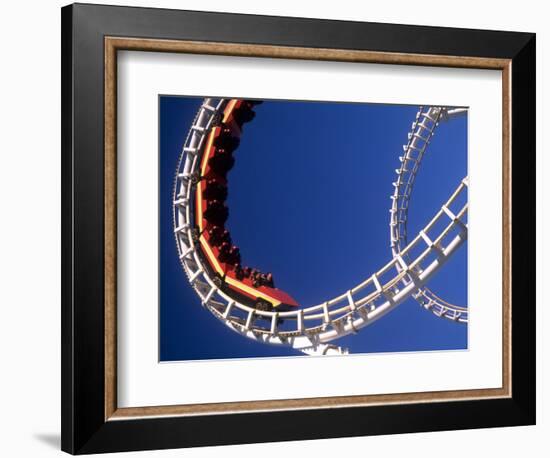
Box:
249;271;275;288
208;149;235;176
234;264;244;280
251;269;263;288
233;104;256;127
208;225;231;247
242;266;252;279
227;246;241;265
204;200;228;226
203;179;228;201
218;243;240;265
214;127;240;153
217;241;231;261
262;272;274;288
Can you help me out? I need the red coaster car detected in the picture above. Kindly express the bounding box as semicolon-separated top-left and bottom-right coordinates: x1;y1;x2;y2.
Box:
193;99;299;312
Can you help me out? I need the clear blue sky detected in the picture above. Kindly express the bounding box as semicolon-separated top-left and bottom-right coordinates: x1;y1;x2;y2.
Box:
159;96;468;361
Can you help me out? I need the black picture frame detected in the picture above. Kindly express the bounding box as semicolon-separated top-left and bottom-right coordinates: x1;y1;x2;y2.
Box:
61;3;535;454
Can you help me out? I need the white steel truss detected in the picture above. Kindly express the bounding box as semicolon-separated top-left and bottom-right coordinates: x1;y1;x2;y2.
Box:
390;105;468;323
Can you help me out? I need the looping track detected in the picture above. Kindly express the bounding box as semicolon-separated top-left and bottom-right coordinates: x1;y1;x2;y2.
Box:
173;99;468;355
389;106;469;323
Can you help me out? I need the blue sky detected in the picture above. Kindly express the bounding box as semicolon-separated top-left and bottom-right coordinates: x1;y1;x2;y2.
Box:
159;96;468;361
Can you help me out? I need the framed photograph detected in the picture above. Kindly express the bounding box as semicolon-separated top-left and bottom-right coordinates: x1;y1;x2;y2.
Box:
61;3;536;454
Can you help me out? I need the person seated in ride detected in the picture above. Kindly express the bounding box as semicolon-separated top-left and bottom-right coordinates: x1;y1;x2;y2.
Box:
216;241;230;262
234;263;244;280
203;179;228;201
208;148;235;175
204;200;228;226
207;225;230;247
255;272;268;288
221;228;231;244
219;125;232;137
233;104;256;127
251;269;263;288
263;272;274;288
226;246;241;266
218;243;240;265
214;127;240;153
242;266;252;279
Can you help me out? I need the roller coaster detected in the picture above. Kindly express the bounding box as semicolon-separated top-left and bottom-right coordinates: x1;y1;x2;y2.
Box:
173;98;468;356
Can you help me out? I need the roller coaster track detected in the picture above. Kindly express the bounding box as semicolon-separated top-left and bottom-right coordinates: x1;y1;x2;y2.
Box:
173;98;468;356
390;106;468;323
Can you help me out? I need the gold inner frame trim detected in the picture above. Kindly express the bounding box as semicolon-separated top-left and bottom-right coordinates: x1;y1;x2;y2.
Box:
104;36;512;421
